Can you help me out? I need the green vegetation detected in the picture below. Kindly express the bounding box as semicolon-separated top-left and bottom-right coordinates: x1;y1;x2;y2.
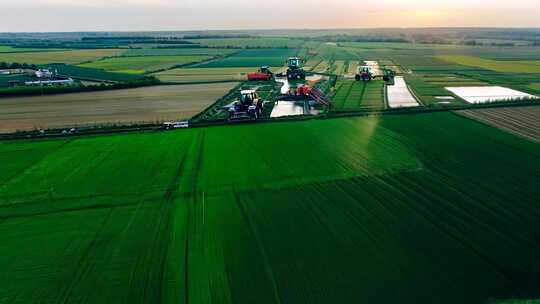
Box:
79;55;212;74
529;83;540;92
197;49;297;68
0;49;125;64
154;67;263;83
185;38;305;48
332;80;385;110
0;46;66;53
0;74;36;87
191;80;281;122
1;112;539;303
436;55;540;73
46;63;145;82
404;74;486;106
0;77;160;98
121;48;237;57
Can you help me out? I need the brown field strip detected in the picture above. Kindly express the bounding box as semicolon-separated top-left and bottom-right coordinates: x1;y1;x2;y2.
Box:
0;83;237;133
455;106;540;143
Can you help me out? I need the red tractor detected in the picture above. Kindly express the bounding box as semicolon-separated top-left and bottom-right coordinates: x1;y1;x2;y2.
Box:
355;66;373;82
247;66;273;81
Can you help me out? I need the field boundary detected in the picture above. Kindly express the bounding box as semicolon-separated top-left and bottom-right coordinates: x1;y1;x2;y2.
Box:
2;100;540;141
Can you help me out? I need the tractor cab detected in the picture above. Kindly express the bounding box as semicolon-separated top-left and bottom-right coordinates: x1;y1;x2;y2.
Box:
260;66;272;74
287;57;301;69
229;89;264;120
355;66;373;82
240;90;259;106
286;57;306;80
382;68;396;83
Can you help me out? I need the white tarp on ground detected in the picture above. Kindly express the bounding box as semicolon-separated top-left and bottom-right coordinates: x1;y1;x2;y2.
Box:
270;101;305;118
275;78;290;94
387;76;420;108
445;86;537;104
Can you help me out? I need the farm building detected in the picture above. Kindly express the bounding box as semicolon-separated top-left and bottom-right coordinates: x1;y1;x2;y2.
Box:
35;69;54;78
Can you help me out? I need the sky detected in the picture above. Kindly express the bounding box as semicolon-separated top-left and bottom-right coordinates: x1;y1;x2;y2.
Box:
0;0;539;32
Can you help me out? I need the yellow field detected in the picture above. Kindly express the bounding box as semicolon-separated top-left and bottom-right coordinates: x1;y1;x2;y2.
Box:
347;61;359;74
0;49;125;64
313;61;330;73
154;67;269;83
334;61;346;75
436;55;540;73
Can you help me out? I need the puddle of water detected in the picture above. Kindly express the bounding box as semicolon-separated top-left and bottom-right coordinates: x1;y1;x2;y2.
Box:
445;86;538;104
270;100;305;118
387;76;420;108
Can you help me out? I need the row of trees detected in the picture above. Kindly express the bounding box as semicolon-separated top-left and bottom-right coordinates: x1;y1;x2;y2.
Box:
0;62;38;70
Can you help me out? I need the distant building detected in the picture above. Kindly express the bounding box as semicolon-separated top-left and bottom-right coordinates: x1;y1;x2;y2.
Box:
35;69;54;78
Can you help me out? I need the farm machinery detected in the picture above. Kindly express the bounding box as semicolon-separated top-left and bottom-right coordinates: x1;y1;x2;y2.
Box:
247;66;273;81
355;65;395;83
228;89;264;120
285;57;306;80
355;66;373;82
282;84;331;108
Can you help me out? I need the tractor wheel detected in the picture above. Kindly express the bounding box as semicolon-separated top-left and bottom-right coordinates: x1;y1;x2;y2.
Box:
355;74;361;81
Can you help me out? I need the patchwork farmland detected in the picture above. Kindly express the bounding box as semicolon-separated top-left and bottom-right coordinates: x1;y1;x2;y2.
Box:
79;55;213;74
1;30;540;304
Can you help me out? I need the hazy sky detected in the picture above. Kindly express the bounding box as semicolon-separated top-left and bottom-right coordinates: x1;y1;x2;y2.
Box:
1;0;539;32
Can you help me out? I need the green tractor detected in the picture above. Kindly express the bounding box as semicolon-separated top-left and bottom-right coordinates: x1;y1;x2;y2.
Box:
382;68;396;85
286;57;306;80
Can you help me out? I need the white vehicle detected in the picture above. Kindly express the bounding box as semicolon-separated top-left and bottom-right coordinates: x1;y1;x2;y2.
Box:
162;121;189;130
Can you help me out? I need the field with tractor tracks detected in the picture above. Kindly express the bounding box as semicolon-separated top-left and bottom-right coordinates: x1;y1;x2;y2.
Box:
1;112;539;303
332;80;385;110
0;83;237;132
456;106;540;143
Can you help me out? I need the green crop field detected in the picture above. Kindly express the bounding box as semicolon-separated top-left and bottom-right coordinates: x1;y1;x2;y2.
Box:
0;49;125;64
0;74;36;87
154;67;269;83
529;83;540;92
436;55;540;73
121;48;237;57
332;80;385;110
185;38;305;48
196;49;297;68
79;55;212;74
0;46;66;53
45;64;145;82
1;112;539;303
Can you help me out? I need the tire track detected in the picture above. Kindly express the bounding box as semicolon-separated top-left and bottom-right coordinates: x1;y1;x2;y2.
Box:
232;189;283;304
